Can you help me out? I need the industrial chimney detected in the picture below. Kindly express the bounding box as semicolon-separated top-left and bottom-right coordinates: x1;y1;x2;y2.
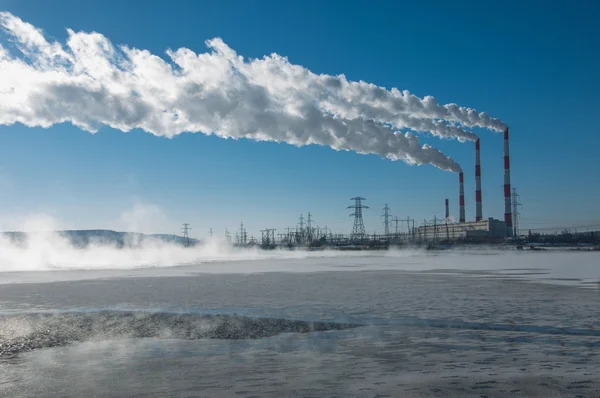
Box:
475;139;483;221
504;127;513;236
459;172;465;223
445;198;449;220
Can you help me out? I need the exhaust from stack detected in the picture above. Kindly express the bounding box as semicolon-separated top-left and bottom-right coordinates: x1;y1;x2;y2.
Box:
504;127;513;236
475;139;483;221
459;172;466;223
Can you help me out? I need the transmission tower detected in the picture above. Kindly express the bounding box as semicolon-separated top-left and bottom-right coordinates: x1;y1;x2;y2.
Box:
239;222;247;245
307;212;314;242
381;204;391;236
181;223;191;247
225;228;232;244
512;188;523;237
348;197;369;240
209;228;213;237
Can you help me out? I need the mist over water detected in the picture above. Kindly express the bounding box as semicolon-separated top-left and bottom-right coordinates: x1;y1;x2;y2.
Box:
0;229;413;272
0;228;598;291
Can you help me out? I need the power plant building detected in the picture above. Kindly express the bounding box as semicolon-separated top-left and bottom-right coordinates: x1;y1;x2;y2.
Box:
417;218;508;242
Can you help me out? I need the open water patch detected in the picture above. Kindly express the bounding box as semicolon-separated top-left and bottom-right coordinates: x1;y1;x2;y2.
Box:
0;310;361;357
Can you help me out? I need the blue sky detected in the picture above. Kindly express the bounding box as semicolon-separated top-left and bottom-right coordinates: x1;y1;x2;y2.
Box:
0;0;599;237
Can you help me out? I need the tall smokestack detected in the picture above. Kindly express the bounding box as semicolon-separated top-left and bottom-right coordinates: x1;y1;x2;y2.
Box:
459;172;465;223
475;139;483;221
445;199;449;220
504;127;513;236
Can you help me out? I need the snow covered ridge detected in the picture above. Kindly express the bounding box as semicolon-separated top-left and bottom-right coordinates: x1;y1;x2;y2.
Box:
1;229;200;248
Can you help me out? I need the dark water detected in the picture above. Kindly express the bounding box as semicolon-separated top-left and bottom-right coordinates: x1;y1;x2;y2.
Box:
1;265;599;397
0;311;360;357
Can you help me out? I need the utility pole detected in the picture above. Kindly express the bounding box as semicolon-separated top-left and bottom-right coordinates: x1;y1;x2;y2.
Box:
298;214;305;244
307;212;313;243
181;223;191;247
381;204;391;237
512;188;523;238
348;197;369;241
261;229;267;245
391;217;400;235
404;216;414;244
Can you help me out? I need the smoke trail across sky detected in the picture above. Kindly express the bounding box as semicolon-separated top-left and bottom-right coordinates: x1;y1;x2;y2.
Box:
0;12;504;172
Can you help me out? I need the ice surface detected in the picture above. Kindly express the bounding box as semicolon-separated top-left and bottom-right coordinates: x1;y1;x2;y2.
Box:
0;248;598;289
0;253;599;397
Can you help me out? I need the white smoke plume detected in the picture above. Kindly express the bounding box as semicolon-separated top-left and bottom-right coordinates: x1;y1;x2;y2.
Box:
243;54;499;141
0;13;511;172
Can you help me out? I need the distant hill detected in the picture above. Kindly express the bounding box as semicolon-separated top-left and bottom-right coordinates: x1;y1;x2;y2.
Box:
0;230;201;248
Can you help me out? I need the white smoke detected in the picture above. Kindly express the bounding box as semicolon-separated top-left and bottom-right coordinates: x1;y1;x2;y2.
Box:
243;53;501;140
0;13;511;172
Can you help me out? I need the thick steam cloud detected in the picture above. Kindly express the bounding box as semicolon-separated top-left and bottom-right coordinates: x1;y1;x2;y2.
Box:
0;13;503;172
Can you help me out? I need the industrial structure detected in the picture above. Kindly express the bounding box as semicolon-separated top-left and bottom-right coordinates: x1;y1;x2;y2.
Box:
382;204;391;236
415;217;508;243
221;126;522;249
348;197;368;240
181;223;192;247
459;171;466;223
504;127;513;237
512;188;522;237
475;139;483;221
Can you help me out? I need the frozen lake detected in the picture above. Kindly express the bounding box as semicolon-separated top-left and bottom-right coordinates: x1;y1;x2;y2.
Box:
1;250;599;397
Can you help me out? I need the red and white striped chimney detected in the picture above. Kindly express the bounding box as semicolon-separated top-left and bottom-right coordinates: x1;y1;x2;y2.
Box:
475;139;483;221
503;127;513;236
459;172;465;223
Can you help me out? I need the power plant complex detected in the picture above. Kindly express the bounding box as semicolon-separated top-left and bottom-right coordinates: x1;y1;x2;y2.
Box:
416;127;514;243
192;127;529;250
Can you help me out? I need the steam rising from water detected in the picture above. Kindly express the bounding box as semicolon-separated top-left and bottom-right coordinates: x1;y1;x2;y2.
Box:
0;228;408;272
0;210;412;272
0;310;361;357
